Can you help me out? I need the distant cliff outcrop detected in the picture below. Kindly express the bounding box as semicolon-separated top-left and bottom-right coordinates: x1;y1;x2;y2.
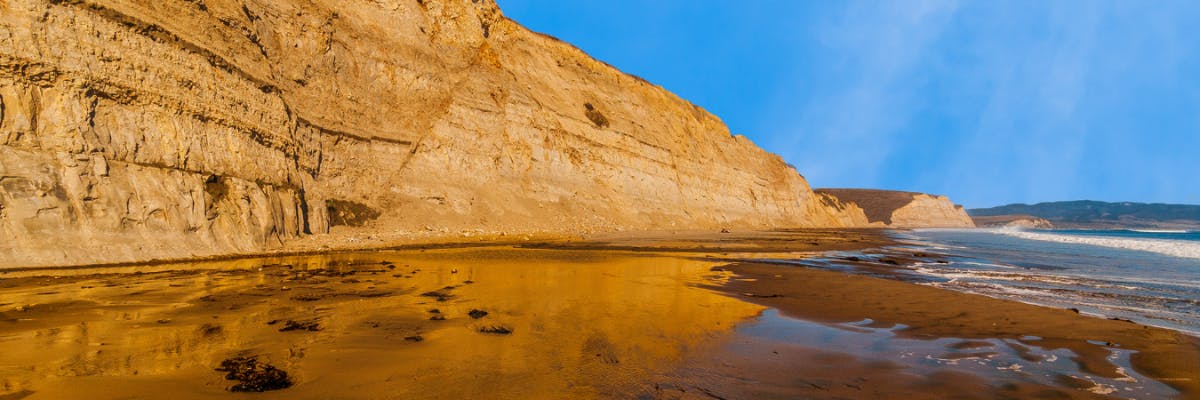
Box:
816;189;975;228
970;201;1200;230
971;215;1054;229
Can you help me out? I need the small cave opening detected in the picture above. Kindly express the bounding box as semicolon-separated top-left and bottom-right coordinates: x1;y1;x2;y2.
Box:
584;103;609;128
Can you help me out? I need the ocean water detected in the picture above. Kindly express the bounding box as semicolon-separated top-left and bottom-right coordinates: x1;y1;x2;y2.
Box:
898;228;1200;336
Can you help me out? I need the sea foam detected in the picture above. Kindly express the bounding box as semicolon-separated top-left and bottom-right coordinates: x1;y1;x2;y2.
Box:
993;229;1200;260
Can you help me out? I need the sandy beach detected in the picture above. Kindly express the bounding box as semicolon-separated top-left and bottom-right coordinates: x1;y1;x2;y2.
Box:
1;230;1196;399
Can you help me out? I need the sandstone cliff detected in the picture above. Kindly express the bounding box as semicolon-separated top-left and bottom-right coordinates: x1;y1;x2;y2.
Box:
0;0;874;268
815;189;975;228
972;215;1054;229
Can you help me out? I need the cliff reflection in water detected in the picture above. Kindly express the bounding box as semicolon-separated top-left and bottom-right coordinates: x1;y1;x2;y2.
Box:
0;247;763;399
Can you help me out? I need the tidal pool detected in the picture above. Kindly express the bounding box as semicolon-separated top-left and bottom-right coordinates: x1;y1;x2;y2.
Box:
0;247;762;399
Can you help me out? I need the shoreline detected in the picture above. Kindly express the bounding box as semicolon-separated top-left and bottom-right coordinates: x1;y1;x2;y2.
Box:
1;229;1196;398
0;228;891;274
711;261;1200;397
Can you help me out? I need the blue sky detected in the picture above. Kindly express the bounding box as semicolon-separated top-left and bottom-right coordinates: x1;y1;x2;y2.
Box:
497;0;1200;208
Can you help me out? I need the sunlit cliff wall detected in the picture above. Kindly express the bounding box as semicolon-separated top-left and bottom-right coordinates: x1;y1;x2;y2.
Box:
0;0;873;267
816;189;975;228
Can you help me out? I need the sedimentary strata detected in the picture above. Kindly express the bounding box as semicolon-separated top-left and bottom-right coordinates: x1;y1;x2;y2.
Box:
1;1;885;267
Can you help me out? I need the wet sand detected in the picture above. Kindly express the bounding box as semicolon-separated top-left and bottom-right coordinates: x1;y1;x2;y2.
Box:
0;230;1197;399
704;263;1200;399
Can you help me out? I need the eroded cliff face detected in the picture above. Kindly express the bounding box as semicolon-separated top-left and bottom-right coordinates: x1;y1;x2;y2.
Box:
0;0;870;267
972;215;1054;229
815;189;975;228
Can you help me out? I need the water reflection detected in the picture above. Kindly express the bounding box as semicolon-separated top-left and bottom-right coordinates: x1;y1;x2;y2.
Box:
740;310;1176;398
0;247;763;399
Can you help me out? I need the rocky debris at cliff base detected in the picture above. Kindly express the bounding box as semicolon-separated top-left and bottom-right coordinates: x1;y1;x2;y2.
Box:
215;357;293;392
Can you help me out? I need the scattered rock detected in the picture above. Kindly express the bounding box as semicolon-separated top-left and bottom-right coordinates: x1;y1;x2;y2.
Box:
741;293;783;298
429;315;446;321
404;335;424;342
1069;308;1081;314
215;356;292;392
479;326;513;335
278;319;321;332
468;309;489;319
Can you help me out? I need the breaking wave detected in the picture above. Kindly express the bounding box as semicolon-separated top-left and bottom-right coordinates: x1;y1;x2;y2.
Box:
993;229;1200;260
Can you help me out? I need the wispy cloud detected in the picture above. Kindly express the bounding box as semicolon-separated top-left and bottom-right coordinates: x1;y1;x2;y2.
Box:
765;0;1200;206
767;0;959;189
937;2;1104;205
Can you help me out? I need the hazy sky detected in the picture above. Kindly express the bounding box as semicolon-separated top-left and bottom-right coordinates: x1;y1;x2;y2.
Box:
496;0;1200;208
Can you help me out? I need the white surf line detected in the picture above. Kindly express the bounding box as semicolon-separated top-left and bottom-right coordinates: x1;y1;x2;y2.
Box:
991;229;1200;260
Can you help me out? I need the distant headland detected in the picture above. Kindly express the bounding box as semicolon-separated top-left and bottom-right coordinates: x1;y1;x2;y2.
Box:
970;200;1200;230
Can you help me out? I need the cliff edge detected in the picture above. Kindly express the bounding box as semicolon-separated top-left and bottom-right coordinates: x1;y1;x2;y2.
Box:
816;189;975;228
0;0;874;267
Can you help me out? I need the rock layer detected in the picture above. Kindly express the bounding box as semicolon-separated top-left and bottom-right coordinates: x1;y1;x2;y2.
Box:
816;189;975;228
0;0;874;268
